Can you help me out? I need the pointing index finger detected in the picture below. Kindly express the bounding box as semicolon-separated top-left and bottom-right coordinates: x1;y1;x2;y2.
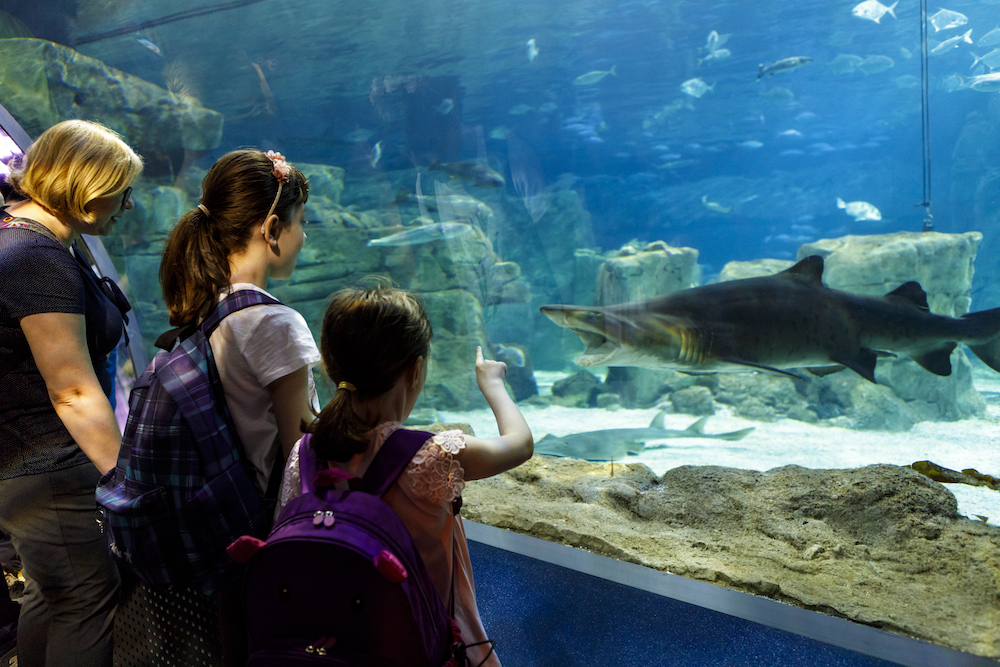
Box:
476;345;484;363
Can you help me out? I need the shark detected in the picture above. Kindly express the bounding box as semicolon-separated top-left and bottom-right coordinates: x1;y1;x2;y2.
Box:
540;255;1000;383
534;412;755;462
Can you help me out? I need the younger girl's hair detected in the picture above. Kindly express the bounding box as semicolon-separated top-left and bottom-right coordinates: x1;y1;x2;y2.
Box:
159;149;308;325
8;119;143;222
309;280;433;461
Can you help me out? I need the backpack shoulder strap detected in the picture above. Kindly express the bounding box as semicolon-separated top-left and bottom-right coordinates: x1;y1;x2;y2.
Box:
363;428;434;497
202;289;281;336
154;289;281;352
297;428;433;497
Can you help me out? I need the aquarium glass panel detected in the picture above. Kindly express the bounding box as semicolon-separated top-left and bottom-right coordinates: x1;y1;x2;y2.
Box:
1;0;998;659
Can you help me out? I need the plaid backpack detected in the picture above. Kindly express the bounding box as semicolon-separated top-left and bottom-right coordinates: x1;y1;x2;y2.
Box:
228;430;486;666
97;290;282;596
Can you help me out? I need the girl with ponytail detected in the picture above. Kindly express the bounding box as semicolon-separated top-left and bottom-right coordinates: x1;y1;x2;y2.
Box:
276;280;534;667
159;149;318;665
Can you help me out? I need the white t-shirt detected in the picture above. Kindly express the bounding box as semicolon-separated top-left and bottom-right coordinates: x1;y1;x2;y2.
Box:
210;283;321;493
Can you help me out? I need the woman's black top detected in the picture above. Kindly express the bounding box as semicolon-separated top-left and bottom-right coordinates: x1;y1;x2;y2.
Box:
0;217;122;479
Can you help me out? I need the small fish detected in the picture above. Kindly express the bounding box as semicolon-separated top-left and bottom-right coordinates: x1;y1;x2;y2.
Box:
250;62;278;116
943;73;969;91
826;53;864;74
539;102;558;113
700;48;731;65
837;197;881;221
508;103;534;115
369;141;382;168
136;38;162;56
526;38;539;63
899;47;913;59
979;27;1000;48
762;86;795;105
894;74;919;88
931;29;973;56
966;72;1000;91
705;30;731;52
680;77;714;97
929;8;968;32
701;194;731;213
343;128;374;143
970;49;1000;70
738;140;764;149
428;161;505;188
436;98;455;115
779;129;803;137
493;344;526;368
852;0;897;23
758;57;812;79
395;190;496;221
367;222;475;247
859;55;895;75
489;126;510;140
574;66;617;85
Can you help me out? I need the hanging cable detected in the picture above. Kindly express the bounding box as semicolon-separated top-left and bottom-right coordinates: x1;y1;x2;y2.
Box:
918;0;934;231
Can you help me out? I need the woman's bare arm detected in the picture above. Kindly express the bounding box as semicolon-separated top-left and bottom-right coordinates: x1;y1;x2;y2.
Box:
20;311;122;474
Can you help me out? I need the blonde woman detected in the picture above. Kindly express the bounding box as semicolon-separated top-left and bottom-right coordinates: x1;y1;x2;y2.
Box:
0;119;142;667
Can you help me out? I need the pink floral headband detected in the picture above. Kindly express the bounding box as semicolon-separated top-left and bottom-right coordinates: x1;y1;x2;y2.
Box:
263;150;290;226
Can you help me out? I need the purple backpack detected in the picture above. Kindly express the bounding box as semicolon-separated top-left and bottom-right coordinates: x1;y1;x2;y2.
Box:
229;429;473;666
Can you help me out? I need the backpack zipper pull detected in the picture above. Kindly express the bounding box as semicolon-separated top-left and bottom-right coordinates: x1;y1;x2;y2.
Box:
305;635;337;655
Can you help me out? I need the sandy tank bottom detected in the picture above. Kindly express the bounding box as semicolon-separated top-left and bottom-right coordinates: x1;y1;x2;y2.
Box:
439;370;1000;526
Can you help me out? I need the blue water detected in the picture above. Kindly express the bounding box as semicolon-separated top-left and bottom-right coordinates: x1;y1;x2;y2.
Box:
33;0;995;278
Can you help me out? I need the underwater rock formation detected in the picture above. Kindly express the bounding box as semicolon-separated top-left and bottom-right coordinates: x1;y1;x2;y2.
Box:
0;39;222;164
464;457;1000;659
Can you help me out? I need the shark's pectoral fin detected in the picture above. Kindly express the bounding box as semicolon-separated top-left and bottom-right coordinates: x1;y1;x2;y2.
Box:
714;427;755;441
831;348;878;383
805;365;846;377
716;356;806;380
913;343;956;376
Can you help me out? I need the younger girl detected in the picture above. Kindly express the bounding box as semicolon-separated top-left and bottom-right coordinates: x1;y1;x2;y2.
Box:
159;149;319;663
277;282;533;667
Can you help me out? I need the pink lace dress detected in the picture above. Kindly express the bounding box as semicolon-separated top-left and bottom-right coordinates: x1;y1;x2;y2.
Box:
278;422;500;667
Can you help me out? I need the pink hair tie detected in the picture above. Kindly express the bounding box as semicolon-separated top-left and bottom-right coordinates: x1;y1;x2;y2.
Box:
264;150;291;222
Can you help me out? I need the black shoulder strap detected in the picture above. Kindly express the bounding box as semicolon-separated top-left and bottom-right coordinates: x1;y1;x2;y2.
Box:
363;428;435;497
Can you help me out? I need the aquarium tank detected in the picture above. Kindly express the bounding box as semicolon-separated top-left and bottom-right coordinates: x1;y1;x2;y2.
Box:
1;0;998;660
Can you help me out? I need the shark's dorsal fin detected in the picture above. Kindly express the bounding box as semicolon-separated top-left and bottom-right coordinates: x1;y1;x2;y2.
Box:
779;255;824;283
684;416;710;434
649;410;667;429
885;281;929;312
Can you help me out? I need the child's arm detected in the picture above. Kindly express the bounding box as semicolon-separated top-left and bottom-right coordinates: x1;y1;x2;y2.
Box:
457;346;533;481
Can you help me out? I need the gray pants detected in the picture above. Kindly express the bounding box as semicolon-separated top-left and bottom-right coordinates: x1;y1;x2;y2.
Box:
0;463;119;667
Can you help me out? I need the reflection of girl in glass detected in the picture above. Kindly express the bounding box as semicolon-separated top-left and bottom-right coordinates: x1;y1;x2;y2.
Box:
0;119;143;667
159;149;318;665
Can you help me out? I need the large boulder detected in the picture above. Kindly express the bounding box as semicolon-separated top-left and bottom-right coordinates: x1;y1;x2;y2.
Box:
0;39;222;158
464;457;1000;659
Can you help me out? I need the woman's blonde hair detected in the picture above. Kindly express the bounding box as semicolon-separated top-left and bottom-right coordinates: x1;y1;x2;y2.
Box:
8;119;143;223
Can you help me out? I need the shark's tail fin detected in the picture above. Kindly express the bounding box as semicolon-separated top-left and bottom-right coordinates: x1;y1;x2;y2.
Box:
962;308;1000;372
